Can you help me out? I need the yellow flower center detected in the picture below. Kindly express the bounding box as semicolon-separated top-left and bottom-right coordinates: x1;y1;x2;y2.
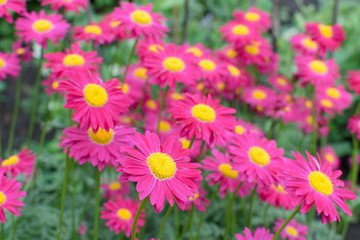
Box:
146;99;157;109
318;24;333;38
122;83;129;94
1;155;19;167
305;100;313;109
189;193;199;201
302;37;318;50
307;116;314;125
134;67;148;79
197;82;205;91
84;25;102;35
245;12;260;21
326;87;341;99
191;104;216;122
110;20;121;28
0;57;5;68
109;181;121;191
248;146;270;166
63;54;85;67
148;44;164;53
147;152;176;180
186;47;203;57
0;192;6;205
179;138;190;149
276;78;287;86
0;0;7;5
163;57;185;72
88;127;114;145
321;99;333;108
235;125;246;135
217;82;225;91
227;65;240;76
325;153;334;164
159;121;171;132
256;105;264;112
52;81;59;89
232;24;250;35
218;163;238;179
308;171;334;196
83;83;108;107
198;59;216;71
309;60;328;74
117;208;132;220
32;19;53;33
16;48;25;55
245;45;259;55
171;92;184;100
273;184;286;193
226;49;238;58
120;116;131;124
286;226;298;237
131;9;152;25
252;90;267;100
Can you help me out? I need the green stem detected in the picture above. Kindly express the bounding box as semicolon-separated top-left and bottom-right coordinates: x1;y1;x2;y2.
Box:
174;206;180;240
156;85;170;134
27;48;44;145
0;223;3;240
263;204;270;228
11;215;15;240
122;39;138;83
310;86;318;155
180;205;195;239
223;182;243;240
131;197;148;240
188;135;196;149
351;137;359;191
158;206;173;239
93;169;101;240
248;184;258;229
196;140;206;162
7;71;22;154
71;159;77;240
272;205;301;240
56;148;70;240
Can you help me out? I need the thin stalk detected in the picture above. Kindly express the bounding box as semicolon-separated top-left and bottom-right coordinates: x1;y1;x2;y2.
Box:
248;184;258;229
272;205;301;240
158;206;173;239
180;205;194;239
27;47;44;145
263;204;270;228
351;136;359;191
181;0;189;43
0;223;3;240
71;159;77;240
174;206;180;240
188;135;196;149
11;215;15;240
156;85;170;134
223;182;243;240
131;197;148;240
93;169;101;240
122;39;138;83
196;140;206;162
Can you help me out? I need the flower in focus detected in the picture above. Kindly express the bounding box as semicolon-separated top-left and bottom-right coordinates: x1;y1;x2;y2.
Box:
0;52;20;81
0;147;36;178
347;114;360;140
283;151;357;223
233;7;271;31
73;22;110;45
101;180;130;199
319;146;340;170
274;219;308;240
0;0;26;23
41;0;88;14
235;227;273;240
117;131;202;212
101;196;145;237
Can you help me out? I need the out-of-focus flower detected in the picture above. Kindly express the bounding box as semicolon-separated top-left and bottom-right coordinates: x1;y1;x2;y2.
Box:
319;145;341;170
41;0;88;14
73;22;111;45
0;52;20;81
274;219;308;240
0;147;36;178
0;0;26;23
233;7;271;31
235;227;273;240
101;180;130;199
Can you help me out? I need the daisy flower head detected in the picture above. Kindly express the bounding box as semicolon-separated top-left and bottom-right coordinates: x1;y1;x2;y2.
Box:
12;40;32;62
229;132;284;188
227;119;264;143
101;196;145;237
347;70;360;94
215;45;240;65
184;186;210;212
0;147;36;178
41;0;88;14
143;97;160;113
0;52;20;81
126;64;149;85
283;151;357;223
101;179;130;199
100;14;127;43
144;114;181;142
73;22;110;45
269;75;293;93
59;125;135;171
347;114;360;140
136;39;165;59
0;0;26;23
233;7;271;31
274;219;308;240
295;56;339;86
184;43;211;59
290;34;320;57
220;20;260;47
113;2;169;40
202;149;253;198
169;93;236;145
15;10;70;47
143;43;201;89
235;227;273;240
319;146;340;170
59;68;129;132
316;84;352;116
0;176;26;223
237;38;272;67
259;182;296;210
117;131;202;212
198;56;226;88
305;22;345;52
44;42;102;78
243;85;276;110
42;74;64;96
78;222;87;235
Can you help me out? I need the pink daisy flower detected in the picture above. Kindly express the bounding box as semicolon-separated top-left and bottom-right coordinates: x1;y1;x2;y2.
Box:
44;42;102;78
59;125;135;171
243;85;276;110
269;75;293;93
12;40;32;62
117;131;202;212
274;219;308;240
41;0;88;14
0;0;26;23
347;70;360;94
233;7;271;31
78;222;87;235
316;84;352;116
184;186;210;212
220;21;260;47
202;149;253;198
143;43;201;89
0;176;26;223
15;10;70;47
72;22;110;45
122;76;144;107
215;45;240;64
319;146;340;170
283;152;357;223
126;64;149;84
0;147;36;178
144;114;181;142
295;56;339;86
347;114;360;140
59;68;129;132
100;14;127;43
101;196;145;237
198;56;226;88
169;93;236;145
235;227;273;240
42;74;65;96
113;2;169;40
184;43;211;59
136;39;165;59
101;179;130;199
237;39;272;67
0;52;20;81
259;183;296;210
227;119;264;143
290;34;320;57
229;132;284;188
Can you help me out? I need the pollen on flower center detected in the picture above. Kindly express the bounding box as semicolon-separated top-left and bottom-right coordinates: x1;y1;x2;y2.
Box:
326;87;341;99
232;24;250;35
189;193;199;201
0;57;5;68
16;48;25;55
252;90;267;100
117;208;132;220
109;181;121;191
134;67;148;79
122;83;130;94
286;226;299;237
148;44;164;53
52;81;59;89
131;9;152;25
248;146;270;166
305;100;313;109
1;155;19;167
84;25;102;35
306;116;313;125
227;65;240;76
191;104;216;122
147;152;176;180
245;12;260;21
308;171;334;196
321;99;333;108
309;60;328;74
146;99;157;109
302;37;318;49
0;192;6;205
159;121;171;132
171;92;184;100
217;82;225;91
226;49;238;58
88;127;114;145
273;184;286;193
0;0;7;5
197;82;205;91
318;24;333;38
198;59;216;71
163;57;185;72
32;19;53;33
63;54;85;67
245;45;259;55
83;83;108;107
325;153;334;163
110;20;121;28
277;78;287;86
186;47;203;57
179;138;190;149
218;163;238;179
